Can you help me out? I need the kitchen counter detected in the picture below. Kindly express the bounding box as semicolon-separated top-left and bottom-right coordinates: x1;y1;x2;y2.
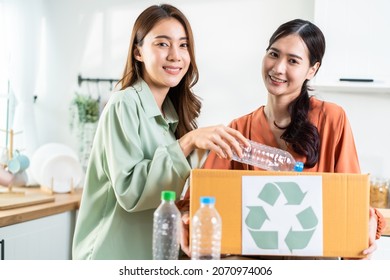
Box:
0;187;389;235
0;187;82;227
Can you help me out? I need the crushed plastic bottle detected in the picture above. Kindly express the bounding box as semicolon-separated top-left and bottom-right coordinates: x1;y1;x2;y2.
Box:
232;139;304;171
191;196;222;260
153;191;181;260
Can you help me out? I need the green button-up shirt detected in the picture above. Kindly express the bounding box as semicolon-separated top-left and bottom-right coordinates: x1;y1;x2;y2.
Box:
72;80;192;259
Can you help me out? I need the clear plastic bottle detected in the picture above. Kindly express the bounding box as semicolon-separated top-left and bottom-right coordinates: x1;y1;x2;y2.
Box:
153;191;181;260
232;139;304;172
191;196;222;260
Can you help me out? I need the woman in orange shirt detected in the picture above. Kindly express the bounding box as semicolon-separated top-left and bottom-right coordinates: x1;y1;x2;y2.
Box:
180;19;386;259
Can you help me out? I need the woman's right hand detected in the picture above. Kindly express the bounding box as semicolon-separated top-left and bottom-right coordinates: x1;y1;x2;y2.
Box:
178;125;249;158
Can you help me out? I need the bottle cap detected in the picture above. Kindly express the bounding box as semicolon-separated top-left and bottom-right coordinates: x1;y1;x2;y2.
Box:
200;196;215;204
161;191;176;201
294;161;304;172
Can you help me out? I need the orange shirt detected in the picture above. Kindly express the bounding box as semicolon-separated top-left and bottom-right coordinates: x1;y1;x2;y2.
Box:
203;97;360;172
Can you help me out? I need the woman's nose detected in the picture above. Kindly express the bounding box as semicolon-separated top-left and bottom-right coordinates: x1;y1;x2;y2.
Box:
272;59;286;74
167;45;181;61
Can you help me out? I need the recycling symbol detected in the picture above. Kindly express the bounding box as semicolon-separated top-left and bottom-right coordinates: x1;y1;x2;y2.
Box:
244;182;319;252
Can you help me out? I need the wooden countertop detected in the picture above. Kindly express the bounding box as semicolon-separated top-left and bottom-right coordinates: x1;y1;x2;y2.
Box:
0;187;82;227
0;186;389;236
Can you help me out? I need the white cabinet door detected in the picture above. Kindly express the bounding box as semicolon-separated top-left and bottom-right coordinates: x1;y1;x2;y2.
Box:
0;211;76;260
314;0;390;84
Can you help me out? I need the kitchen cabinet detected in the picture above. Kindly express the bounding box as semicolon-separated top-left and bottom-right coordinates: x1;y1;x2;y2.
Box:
314;0;390;85
0;211;76;260
0;187;82;260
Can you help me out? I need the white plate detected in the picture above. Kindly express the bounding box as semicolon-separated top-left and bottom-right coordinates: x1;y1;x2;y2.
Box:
31;143;78;184
40;154;83;193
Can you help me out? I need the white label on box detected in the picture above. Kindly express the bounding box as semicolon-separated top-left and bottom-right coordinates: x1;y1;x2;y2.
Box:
242;176;323;256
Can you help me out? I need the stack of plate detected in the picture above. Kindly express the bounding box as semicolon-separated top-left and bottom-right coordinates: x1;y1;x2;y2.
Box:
31;143;83;193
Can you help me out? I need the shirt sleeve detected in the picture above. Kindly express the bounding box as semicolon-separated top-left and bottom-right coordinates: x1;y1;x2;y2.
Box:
332;108;361;173
202;120;240;170
98;97;191;213
374;208;387;239
177;121;239;212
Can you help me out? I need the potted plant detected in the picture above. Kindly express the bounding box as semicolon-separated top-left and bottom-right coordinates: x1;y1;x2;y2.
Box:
69;93;100;171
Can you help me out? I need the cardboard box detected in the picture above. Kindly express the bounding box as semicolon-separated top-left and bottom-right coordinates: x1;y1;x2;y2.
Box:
189;169;369;258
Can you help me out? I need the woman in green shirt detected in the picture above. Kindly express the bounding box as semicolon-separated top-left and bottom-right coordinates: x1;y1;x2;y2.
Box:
72;4;247;260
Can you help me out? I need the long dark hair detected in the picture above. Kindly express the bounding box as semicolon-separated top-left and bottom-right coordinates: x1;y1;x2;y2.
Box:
118;4;201;138
266;19;325;168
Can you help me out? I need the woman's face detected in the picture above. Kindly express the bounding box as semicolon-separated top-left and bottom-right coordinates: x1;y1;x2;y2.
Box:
134;18;190;95
262;34;319;99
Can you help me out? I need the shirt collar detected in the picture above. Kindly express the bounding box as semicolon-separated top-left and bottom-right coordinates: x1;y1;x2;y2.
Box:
132;79;179;131
163;97;179;132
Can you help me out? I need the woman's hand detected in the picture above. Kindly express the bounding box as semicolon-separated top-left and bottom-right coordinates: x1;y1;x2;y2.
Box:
180;212;191;258
179;125;249;158
361;207;378;259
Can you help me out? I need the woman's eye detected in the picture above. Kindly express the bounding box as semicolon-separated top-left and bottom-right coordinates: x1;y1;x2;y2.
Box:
269;51;278;58
181;43;189;48
157;42;169;47
289;59;298;64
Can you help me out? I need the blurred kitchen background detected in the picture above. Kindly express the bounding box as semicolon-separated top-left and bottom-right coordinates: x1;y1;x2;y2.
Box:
0;0;390;180
0;0;389;261
0;0;390;177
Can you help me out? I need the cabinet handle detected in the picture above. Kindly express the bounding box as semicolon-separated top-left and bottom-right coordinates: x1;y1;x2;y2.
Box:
0;239;4;260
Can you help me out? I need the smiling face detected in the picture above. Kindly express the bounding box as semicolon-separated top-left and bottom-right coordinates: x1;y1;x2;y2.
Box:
134;18;190;95
262;34;319;100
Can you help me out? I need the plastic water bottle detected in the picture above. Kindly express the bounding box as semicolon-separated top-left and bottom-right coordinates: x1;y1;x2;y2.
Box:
191;196;222;260
153;191;181;260
232;139;304;172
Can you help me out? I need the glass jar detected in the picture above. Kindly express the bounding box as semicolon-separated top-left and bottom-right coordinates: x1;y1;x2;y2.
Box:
370;177;389;208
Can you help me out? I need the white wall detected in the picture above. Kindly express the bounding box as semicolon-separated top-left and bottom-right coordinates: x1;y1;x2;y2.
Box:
15;0;390;178
33;0;314;148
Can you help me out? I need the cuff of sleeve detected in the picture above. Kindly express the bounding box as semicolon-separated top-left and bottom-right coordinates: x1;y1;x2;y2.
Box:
166;140;191;181
374;208;387;240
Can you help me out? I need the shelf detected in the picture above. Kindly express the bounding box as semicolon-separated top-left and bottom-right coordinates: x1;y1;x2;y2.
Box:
312;81;390;94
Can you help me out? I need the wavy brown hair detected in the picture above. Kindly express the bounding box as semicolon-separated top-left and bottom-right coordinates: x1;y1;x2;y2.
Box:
118;4;201;138
266;19;326;167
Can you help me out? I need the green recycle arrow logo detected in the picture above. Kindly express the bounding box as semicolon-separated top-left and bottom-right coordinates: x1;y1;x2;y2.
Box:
245;182;318;252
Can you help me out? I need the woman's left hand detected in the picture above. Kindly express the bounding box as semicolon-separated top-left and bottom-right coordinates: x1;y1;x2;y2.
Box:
361;207;378;259
180;212;191;258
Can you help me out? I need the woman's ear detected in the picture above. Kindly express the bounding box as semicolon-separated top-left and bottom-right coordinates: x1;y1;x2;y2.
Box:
133;46;143;62
307;62;320;79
